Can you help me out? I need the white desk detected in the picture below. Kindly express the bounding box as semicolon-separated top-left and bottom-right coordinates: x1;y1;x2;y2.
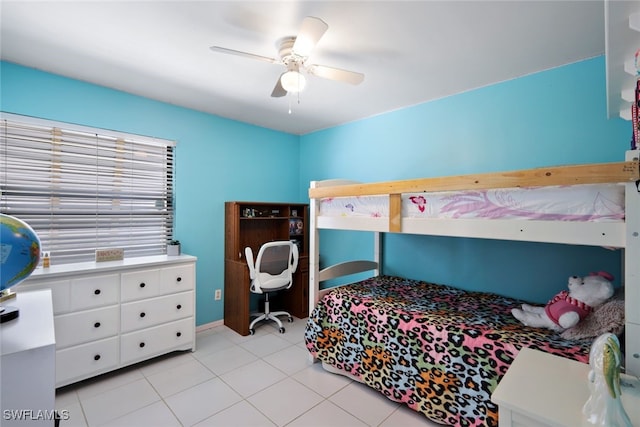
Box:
1;290;56;426
491;347;640;427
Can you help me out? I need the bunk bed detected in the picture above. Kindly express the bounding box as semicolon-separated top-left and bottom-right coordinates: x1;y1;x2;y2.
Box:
304;151;640;426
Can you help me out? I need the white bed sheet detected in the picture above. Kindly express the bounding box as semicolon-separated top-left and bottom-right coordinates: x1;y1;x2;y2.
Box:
319;183;625;222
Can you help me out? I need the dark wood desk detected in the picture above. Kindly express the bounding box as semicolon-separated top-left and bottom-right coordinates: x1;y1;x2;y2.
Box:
224;256;308;336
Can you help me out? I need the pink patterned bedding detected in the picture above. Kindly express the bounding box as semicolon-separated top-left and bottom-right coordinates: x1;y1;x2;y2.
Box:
304;275;591;426
319;183;624;221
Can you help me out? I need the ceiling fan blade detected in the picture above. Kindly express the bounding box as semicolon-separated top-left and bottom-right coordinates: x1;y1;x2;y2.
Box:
308;64;365;85
209;46;278;64
271;77;287;97
292;16;328;57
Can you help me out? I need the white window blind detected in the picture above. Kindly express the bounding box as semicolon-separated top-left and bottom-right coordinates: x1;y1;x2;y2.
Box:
1;113;175;265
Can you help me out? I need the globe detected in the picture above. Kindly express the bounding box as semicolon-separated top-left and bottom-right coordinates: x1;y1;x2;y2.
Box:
1;214;41;292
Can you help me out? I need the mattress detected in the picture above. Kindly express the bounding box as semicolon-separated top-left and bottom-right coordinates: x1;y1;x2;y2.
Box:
319;183;625;222
304;275;592;426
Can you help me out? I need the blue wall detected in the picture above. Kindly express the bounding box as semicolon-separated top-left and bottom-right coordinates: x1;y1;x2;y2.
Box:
2;56;630;324
1;61;300;326
300;56;629;303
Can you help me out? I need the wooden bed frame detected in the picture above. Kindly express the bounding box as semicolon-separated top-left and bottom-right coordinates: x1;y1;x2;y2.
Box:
308;150;640;375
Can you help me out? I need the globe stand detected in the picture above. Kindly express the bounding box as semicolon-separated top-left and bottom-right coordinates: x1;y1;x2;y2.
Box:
0;289;17;302
0;305;19;323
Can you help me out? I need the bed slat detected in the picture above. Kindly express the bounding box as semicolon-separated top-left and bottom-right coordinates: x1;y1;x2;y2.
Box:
309;161;639;199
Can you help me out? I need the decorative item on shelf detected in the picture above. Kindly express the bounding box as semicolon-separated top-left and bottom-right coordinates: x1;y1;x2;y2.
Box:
42;251;50;268
0;213;41;323
168;240;181;256
291;209;298;217
289;218;303;235
582;333;632;426
95;248;124;262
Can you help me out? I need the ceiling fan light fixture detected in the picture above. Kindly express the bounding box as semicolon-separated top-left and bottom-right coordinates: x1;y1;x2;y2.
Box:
280;70;306;93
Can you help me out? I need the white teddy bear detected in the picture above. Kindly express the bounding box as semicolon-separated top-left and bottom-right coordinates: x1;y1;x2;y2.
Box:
511;272;615;332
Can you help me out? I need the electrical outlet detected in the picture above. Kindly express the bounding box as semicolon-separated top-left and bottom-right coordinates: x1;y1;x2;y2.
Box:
214;289;222;300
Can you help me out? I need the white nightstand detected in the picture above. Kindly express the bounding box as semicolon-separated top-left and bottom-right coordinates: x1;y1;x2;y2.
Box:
491;347;640;427
1;290;56;426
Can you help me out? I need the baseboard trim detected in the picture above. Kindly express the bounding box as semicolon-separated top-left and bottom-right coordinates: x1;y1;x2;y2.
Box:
196;319;224;333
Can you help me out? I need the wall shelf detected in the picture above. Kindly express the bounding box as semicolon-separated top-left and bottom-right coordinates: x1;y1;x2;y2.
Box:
605;0;640;121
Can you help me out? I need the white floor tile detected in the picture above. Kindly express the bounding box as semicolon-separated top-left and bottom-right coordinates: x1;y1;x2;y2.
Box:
54;323;442;427
291;363;352;398
194;328;238;357
287;400;368;427
197;344;258;376
164;377;242;426
55;387;79;409
193;400;276;427
381;404;446;426
279;317;309;344
74;366;144;401
220;359;287;397
329;381;400;426
137;351;196;377
248;378;323;426
145;358;215;397
100;401;181;427
263;344;313;375
239;333;292;357
56;400;86;427
79;378;160;426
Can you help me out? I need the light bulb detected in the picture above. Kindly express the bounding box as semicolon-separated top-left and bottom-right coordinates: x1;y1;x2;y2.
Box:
280;71;306;93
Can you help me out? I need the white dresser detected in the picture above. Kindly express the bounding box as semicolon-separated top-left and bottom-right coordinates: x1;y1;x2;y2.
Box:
18;255;197;388
1;290;56;426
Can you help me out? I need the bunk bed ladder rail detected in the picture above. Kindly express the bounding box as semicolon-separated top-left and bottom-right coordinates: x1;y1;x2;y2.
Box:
625;150;640;376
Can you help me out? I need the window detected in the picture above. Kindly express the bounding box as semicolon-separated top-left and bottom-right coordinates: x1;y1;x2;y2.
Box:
1;113;175;265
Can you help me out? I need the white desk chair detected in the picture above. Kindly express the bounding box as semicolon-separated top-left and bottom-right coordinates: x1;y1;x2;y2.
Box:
245;240;299;334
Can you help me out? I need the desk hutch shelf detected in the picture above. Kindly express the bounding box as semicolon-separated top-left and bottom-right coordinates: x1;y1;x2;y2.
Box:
224;201;309;336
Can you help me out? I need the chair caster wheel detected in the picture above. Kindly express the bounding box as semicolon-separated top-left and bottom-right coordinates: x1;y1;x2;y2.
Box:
287;317;293;323
279;327;285;334
249;329;255;335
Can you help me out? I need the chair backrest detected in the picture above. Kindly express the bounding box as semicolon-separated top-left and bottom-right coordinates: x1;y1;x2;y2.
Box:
245;241;299;294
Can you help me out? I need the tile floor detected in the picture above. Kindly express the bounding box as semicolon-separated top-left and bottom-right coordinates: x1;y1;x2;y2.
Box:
55;317;444;427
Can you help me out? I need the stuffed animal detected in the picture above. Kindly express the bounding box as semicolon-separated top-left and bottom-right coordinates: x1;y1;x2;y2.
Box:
511;272;615;331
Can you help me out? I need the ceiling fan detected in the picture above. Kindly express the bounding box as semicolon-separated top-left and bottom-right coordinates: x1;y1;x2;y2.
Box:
209;16;365;97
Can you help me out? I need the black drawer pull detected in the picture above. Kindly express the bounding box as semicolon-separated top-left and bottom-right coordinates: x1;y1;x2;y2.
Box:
139;342;145;348
139;282;146;288
139;312;146;318
176;277;182;282
176;304;182;310
94;354;101;361
94;322;101;328
176;332;182;337
94;289;101;295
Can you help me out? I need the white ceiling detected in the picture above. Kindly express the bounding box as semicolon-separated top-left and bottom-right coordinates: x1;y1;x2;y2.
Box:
1;1;606;135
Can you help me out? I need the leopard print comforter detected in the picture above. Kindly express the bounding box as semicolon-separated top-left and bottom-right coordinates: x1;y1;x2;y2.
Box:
304;275;591;426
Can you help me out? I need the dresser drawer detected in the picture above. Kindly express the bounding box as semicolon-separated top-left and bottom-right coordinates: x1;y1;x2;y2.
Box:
70;274;119;310
121;291;194;333
19;279;71;314
159;264;194;295
120;317;194;365
121;268;161;302
56;336;119;387
54;305;119;349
